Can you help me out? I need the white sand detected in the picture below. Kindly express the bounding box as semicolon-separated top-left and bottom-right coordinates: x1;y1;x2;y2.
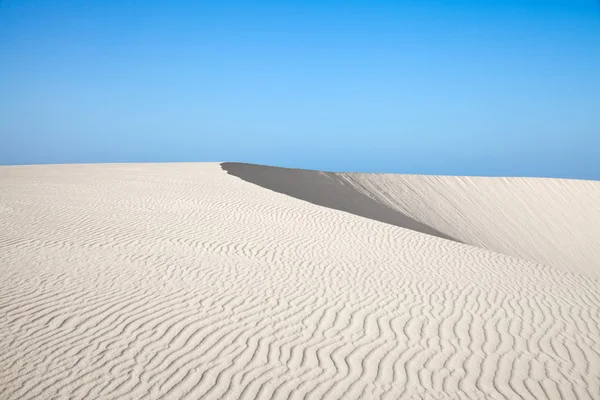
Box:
340;172;600;278
1;162;599;400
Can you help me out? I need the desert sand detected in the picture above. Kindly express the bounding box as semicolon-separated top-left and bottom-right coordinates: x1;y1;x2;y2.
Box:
1;162;599;399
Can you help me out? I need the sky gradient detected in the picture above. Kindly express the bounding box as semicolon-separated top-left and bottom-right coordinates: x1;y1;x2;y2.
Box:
2;0;599;178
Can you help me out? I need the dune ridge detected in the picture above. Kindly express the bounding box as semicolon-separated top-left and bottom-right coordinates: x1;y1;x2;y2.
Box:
224;162;600;278
1;162;599;399
221;163;455;242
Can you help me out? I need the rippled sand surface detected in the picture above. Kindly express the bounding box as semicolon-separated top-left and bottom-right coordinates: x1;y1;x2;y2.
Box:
1;162;599;399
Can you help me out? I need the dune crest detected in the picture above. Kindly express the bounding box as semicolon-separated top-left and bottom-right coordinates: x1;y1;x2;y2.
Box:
221;162;455;241
224;162;600;278
1;162;599;399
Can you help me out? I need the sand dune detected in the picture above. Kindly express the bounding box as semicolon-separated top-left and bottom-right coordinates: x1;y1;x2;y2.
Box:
1;162;599;399
224;162;600;278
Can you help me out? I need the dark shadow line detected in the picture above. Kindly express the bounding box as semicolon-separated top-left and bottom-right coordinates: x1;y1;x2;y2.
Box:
221;162;458;242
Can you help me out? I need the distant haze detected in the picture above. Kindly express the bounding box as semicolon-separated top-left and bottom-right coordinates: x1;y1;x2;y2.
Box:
1;0;599;179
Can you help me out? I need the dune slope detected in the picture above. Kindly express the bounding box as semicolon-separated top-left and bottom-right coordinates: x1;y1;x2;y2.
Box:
221;163;455;241
1;162;599;400
224;162;600;278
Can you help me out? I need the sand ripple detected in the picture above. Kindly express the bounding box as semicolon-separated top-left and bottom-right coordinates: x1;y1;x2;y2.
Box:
1;163;599;399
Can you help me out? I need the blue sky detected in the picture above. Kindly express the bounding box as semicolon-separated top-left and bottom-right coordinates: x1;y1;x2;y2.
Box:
1;0;599;178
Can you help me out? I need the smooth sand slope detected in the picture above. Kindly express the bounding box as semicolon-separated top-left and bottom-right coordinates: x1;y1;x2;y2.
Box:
1;162;599;400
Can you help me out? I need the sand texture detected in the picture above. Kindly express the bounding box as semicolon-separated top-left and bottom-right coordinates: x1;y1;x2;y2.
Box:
1;162;599;399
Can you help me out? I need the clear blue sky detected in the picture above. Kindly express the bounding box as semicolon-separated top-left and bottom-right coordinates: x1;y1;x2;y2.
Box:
2;0;599;178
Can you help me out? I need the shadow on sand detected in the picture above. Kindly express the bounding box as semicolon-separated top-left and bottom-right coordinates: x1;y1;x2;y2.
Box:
221;162;456;242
